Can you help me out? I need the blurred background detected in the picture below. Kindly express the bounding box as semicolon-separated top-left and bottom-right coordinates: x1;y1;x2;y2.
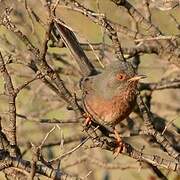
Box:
0;0;180;179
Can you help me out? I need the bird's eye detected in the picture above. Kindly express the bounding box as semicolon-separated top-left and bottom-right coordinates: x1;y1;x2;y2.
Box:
116;73;125;81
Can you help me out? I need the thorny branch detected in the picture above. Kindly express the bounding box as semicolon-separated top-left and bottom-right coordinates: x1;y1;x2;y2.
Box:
0;52;19;157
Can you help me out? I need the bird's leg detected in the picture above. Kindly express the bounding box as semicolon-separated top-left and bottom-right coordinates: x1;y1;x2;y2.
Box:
113;128;125;158
83;113;92;128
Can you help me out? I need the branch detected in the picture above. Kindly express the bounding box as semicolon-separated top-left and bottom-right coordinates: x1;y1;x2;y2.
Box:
139;77;180;91
0;152;83;179
137;95;180;162
89;137;180;172
0;52;19;156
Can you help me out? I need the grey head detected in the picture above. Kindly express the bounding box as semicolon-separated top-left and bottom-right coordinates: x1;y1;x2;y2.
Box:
82;61;137;100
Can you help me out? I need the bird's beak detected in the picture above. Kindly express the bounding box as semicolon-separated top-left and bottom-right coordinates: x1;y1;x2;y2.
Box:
128;75;146;82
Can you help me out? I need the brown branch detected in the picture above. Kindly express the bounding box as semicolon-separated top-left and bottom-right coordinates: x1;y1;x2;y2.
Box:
89;137;180;172
0;117;12;153
0;152;83;179
0;52;19;156
139;78;180;91
137;95;180;162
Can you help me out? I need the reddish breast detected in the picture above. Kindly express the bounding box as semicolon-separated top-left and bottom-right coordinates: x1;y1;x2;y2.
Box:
84;89;136;126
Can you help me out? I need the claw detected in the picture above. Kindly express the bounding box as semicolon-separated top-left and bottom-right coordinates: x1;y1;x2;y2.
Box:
113;129;124;159
84;116;92;126
82;113;92;131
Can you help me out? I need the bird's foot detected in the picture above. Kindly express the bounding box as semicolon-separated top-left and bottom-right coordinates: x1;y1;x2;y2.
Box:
82;113;92;131
113;129;125;159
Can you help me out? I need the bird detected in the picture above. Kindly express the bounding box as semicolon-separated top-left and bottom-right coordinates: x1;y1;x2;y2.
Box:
80;60;145;153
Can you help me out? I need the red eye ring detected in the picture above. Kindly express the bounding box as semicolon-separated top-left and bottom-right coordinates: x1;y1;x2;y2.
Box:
116;74;125;80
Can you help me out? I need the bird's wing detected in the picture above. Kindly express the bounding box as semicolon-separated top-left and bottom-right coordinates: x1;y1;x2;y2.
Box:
79;76;95;93
80;75;114;133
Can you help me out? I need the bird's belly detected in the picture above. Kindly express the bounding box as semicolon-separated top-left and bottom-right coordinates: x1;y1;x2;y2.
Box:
84;94;136;126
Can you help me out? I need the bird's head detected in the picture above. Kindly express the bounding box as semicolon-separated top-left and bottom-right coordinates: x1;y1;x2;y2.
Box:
97;61;146;98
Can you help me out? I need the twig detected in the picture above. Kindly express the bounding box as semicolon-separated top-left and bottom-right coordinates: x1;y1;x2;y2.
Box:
60;0;126;61
139;78;180;91
135;35;179;42
49;136;90;164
